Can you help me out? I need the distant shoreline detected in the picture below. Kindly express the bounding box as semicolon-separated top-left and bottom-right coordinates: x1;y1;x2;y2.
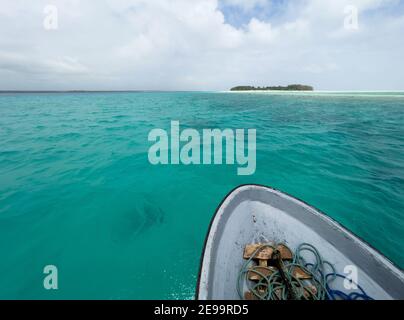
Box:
224;90;404;98
225;90;404;93
0;90;166;94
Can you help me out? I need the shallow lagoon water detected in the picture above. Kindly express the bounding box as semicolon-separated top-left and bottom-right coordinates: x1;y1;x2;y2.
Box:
0;91;403;299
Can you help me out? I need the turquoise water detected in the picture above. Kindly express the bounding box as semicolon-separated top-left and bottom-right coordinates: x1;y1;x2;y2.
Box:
0;91;403;299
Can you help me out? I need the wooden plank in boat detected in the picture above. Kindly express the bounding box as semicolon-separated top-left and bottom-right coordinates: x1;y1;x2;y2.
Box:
243;244;293;260
248;266;276;281
243;244;273;260
292;266;312;279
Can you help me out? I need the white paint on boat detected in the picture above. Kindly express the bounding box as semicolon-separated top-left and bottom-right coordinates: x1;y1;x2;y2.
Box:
197;185;404;300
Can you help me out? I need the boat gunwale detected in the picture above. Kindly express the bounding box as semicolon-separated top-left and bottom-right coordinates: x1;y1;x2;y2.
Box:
195;184;404;300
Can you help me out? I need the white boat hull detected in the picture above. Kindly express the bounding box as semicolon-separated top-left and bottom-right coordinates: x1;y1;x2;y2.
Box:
196;185;404;300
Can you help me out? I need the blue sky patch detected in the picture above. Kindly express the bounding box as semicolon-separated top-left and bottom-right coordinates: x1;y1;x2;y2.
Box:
218;0;291;28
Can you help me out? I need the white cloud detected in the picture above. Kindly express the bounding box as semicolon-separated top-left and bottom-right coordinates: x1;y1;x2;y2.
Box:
0;52;88;75
0;0;403;90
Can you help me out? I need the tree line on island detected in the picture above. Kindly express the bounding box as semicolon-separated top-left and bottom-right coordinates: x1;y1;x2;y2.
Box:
230;84;314;91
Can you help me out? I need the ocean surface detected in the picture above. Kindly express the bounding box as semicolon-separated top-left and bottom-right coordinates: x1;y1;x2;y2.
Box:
0;91;403;299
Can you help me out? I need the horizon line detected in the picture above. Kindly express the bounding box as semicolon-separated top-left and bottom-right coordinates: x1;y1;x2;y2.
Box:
1;89;404;94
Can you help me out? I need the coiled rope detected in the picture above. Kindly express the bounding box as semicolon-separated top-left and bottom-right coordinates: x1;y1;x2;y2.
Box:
237;242;373;300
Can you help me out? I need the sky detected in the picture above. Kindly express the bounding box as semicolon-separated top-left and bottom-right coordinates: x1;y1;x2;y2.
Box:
0;0;403;91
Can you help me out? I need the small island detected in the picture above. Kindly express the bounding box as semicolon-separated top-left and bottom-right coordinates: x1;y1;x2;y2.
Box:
230;84;314;91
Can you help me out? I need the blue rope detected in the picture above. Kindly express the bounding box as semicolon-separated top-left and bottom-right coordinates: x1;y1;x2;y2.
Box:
238;242;375;300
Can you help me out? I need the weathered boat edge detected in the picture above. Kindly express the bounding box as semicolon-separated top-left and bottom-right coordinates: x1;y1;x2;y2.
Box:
196;184;404;300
